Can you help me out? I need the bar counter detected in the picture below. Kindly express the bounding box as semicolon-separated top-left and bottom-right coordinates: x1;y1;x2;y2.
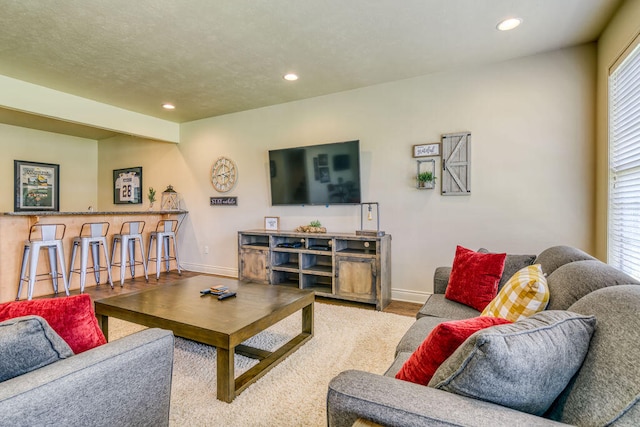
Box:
0;210;188;302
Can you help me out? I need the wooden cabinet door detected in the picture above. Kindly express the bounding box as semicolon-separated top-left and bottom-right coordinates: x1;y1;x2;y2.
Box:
240;248;269;283
336;256;376;303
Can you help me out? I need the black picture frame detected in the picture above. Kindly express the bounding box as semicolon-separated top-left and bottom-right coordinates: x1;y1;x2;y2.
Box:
113;166;143;204
14;160;60;212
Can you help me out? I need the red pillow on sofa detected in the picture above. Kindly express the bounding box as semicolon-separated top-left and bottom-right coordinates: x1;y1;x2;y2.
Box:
396;316;512;385
0;294;106;354
445;245;507;311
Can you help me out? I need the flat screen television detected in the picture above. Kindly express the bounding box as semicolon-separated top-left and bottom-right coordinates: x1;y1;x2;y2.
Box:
268;140;361;206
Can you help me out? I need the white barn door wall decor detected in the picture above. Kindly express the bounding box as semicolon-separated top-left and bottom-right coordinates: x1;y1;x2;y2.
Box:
441;132;471;196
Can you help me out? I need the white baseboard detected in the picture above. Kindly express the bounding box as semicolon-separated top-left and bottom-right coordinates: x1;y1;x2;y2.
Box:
391;288;431;304
181;263;430;304
180;262;238;278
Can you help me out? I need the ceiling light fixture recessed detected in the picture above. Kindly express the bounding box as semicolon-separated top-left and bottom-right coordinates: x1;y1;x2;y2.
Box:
283;73;299;81
162;103;176;110
496;17;522;31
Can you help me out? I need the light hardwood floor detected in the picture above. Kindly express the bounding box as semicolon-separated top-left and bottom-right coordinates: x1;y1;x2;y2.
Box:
56;270;422;317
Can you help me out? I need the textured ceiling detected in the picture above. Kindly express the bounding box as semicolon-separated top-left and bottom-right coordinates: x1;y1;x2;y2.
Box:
0;0;623;125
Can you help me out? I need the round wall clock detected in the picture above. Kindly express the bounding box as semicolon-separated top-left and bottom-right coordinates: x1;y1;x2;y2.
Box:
211;156;238;193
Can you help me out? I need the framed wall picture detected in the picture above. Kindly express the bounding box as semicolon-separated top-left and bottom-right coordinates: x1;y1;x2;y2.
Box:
413;143;441;158
264;216;280;231
113;167;143;204
319;167;330;183
14;160;60;212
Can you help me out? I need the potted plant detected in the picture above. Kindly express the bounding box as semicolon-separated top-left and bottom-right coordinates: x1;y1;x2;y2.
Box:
417;171;436;189
147;187;157;209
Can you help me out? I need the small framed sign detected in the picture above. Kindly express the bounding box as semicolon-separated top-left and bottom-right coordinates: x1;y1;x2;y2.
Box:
113;167;143;204
413;143;440;158
210;196;238;206
264;216;280;231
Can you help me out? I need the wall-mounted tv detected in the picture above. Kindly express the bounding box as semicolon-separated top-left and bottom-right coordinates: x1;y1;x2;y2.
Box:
268;140;361;206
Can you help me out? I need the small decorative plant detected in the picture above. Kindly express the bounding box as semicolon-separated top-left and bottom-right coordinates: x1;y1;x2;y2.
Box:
417;171;436;188
295;219;326;233
148;187;157;203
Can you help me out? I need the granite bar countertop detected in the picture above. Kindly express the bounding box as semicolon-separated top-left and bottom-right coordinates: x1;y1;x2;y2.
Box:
3;210;188;216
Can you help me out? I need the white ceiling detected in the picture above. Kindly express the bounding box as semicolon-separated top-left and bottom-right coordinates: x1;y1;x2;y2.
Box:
0;0;623;132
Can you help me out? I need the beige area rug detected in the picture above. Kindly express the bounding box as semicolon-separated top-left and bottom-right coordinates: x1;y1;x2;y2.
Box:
108;302;415;427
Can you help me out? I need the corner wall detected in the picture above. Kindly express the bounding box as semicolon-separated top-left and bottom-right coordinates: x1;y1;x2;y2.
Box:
595;0;640;261
98;44;597;302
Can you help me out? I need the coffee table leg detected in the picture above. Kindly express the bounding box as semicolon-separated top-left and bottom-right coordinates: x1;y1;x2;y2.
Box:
97;314;109;342
217;347;235;403
302;302;314;335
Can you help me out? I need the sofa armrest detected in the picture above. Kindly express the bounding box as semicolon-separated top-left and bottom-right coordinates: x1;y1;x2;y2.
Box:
327;370;567;427
0;328;174;427
433;266;451;294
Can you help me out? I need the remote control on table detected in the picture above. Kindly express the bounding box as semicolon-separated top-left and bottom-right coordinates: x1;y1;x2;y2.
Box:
200;289;212;295
218;292;236;300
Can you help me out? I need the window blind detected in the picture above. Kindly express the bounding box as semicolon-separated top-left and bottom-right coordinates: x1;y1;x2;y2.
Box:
609;41;640;279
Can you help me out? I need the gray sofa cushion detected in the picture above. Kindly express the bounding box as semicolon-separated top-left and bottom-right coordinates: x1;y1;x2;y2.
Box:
548;285;640;426
384;352;411;377
396;315;453;355
0;316;73;382
534;245;595;276
478;249;537;290
433;267;452;295
416;294;480;321
428;311;596;416
546;260;639;310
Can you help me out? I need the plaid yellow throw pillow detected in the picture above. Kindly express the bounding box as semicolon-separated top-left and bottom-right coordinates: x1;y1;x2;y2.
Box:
481;264;549;322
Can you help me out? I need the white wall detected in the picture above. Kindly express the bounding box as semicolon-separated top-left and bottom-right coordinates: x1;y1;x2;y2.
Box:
0;123;98;212
98;44;596;302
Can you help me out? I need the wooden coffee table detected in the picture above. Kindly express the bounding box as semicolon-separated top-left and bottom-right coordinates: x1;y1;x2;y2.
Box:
94;275;314;402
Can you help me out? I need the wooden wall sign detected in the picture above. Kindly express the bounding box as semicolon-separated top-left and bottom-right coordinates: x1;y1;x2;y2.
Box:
441;132;471;196
210;196;238;206
413;143;440;157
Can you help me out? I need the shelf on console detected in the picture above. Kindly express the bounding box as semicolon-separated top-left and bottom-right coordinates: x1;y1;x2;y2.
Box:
301;265;333;276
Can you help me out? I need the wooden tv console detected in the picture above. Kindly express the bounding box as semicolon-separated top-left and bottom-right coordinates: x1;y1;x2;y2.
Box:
238;230;391;310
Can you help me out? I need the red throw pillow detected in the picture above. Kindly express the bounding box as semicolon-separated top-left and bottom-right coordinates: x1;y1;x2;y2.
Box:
396;316;512;385
445;246;507;311
0;294;106;354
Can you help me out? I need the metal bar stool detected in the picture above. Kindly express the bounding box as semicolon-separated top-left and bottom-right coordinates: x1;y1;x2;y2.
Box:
111;221;148;286
68;222;113;292
147;219;182;280
16;223;70;301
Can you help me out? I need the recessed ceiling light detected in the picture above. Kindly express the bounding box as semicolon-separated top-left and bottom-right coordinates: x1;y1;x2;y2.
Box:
497;17;522;31
283;73;298;81
162;103;176;110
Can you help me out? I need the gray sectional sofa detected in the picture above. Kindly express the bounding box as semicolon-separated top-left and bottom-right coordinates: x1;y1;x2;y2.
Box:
328;246;640;426
0;326;174;427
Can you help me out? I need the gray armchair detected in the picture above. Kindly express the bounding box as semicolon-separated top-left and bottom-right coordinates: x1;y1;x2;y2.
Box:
0;328;174;427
